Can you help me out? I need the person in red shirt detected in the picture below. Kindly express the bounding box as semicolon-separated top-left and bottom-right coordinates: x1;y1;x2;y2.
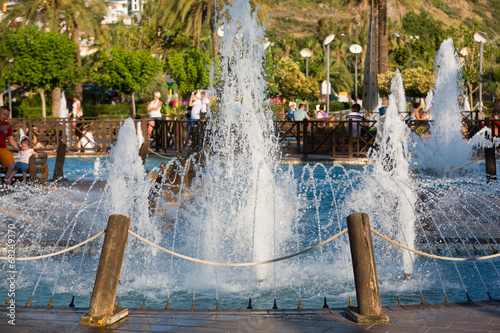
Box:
0;106;20;185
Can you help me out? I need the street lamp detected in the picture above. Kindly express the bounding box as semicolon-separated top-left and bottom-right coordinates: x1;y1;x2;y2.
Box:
349;44;362;102
474;31;488;119
323;34;335;114
393;32;413;68
8;59;12;114
300;48;313;113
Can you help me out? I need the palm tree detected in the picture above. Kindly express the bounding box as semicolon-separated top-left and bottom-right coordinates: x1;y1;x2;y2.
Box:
1;0;106;116
377;0;389;74
145;0;276;57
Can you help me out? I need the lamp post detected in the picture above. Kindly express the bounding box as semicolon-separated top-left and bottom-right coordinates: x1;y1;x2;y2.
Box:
474;32;488;119
349;44;362;102
8;59;12;114
300;48;313;113
392;32;412;68
323;34;335;114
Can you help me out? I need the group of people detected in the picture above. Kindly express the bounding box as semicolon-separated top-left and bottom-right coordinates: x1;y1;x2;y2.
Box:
285;101;329;122
1;106;38;185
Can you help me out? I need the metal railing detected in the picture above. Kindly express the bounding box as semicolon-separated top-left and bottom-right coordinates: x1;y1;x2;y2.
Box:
6;115;499;157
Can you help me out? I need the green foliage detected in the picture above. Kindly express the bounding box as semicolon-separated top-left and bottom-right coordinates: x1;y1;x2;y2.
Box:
399;10;446;70
378;68;434;98
272;57;319;100
82;103;147;117
309;101;351;112
92;47;162;95
4;27;80;92
136;73;171;103
165;48;211;95
11;95;52;118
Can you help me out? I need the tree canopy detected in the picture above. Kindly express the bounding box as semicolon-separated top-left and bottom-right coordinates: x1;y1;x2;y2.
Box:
165;48;211;94
92;46;162;116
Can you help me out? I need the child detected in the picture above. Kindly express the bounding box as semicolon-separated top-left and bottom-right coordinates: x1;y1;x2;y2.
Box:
14;138;38;185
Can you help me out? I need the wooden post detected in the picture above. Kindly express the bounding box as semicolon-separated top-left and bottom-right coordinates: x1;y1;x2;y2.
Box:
485;145;496;182
331;121;336;157
302;120;308;160
51;143;66;181
80;214;130;326
345;213;389;323
348;119;353;159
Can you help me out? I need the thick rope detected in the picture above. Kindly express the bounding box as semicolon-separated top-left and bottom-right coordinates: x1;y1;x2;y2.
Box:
128;229;348;266
371;228;500;261
0;230;105;261
411;156;484;173
148;148;170;158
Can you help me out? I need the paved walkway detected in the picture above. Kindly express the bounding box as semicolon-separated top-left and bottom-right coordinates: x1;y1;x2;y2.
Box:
2;301;500;332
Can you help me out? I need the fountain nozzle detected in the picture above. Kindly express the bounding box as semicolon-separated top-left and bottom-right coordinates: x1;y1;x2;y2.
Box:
68;295;75;307
246;298;252;309
322;297;329;309
26;295;33;306
164;298;170;309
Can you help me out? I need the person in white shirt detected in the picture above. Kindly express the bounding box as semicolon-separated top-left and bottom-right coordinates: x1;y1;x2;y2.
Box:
147;91;163;119
189;92;202;121
200;91;210;117
69;97;81;119
147;91;163;139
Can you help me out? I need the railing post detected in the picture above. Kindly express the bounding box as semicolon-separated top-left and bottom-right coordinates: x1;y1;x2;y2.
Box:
302;120;308;160
345;213;389;323
348;119;353;159
175;121;181;152
485;144;496;182
80;214;130;326
331;121;336;157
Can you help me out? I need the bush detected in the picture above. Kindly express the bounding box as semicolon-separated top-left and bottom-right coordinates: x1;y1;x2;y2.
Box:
82;103;147;117
308;101;352;114
11;95;52;118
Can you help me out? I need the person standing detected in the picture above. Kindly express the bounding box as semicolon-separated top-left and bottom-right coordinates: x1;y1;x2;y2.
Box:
189;92;202;121
147;91;163;139
0;106;20;185
69;96;82;120
200;91;210;118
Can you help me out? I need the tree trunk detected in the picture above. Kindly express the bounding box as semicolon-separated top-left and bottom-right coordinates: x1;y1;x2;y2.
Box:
210;4;219;57
131;92;136;118
374;4;379;73
39;88;46;118
52;87;61;118
0;92;3;107
73;24;83;102
378;0;389;74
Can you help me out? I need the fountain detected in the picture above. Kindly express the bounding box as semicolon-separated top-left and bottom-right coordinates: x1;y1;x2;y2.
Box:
1;2;499;311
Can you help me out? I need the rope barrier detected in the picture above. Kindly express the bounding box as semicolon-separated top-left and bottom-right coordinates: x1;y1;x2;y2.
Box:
411;156;484;173
148;148;170;159
0;230;105;261
371;228;500;261
128;229;348;266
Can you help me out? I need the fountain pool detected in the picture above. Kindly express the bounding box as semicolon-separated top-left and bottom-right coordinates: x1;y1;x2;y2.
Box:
1;0;500;312
1;143;499;310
